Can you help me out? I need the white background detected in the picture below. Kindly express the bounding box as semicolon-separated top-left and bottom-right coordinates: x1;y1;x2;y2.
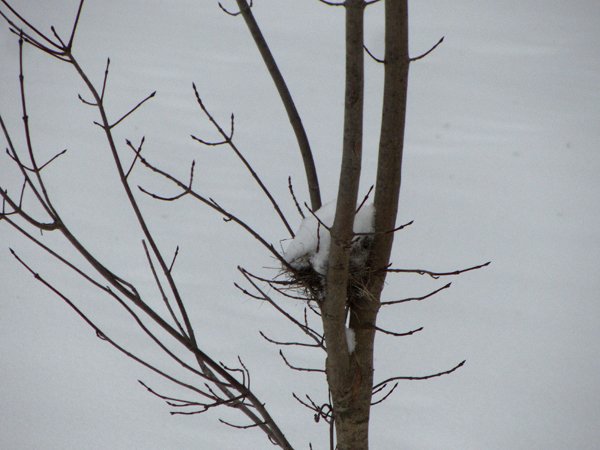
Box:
1;1;599;449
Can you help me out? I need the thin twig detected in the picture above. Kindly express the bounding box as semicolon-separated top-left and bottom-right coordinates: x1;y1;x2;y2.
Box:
355;184;373;213
371;382;398;406
191;84;294;237
374;325;423;337
409;36;445;62
288;176;305;219
259;330;323;348
363;44;384;63
386;261;491;279
381;282;451;306
125;137;145;179
279;350;326;374
141;240;187;337
218;0;253;16
100;57;110;102
109;91;156;129
168;245;179;273
373;360;466;390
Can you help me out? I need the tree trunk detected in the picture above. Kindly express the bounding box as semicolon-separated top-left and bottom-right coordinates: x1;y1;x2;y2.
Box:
322;0;368;449
369;0;409;296
323;0;409;448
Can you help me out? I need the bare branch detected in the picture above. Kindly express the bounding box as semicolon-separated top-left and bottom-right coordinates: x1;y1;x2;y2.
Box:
381;282;451;306
219;418;266;430
0;190;59;231
363;44;384;63
371;382;398;406
191;84;295;237
279;350;326;374
233;0;322;210
318;0;345;6
109;90;156;129
100;57;110;102
67;0;85;49
138;161;195;202
8;249;226;401
125;137;145;179
138;380;216;407
141;240;187;337
353;219;413;236
373;360;466;390
374;324;423;337
218;0;253;16
0;1;59;48
355;184;373;213
303;201;331;231
191;113;234;146
168;245;179;273
288;176;305;219
409;36;444;62
259;330;323;348
239;267;325;348
50;25;66;48
386;261;491;279
77;93;96;106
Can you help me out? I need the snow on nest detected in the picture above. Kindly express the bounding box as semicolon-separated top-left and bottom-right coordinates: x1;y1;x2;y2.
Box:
283;201;375;275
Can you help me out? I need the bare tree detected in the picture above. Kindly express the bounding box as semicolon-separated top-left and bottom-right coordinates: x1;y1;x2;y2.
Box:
0;1;487;448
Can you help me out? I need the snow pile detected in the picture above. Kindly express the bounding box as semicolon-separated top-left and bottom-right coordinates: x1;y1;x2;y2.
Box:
283;201;375;275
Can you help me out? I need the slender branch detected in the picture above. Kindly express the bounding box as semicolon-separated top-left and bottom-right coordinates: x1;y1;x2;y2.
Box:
218;0;253;16
17;36;58;216
386;261;491;279
108;91;156;129
125;137;145;179
191;113;234;146
78;93;96;106
371;382;398;406
132;149;291;268
168;245;179;273
0;189;59;231
0;1;59;47
363;44;384;63
50;26;66;48
279;350;326;374
240;267;325;347
288;176;305;219
9;249;229;402
381;282;451;306
38;148;68;171
233;0;321;210
191;84;294;237
219;418;267;430
100;57;110;101
373;360;466;390
260;330;323;348
355;185;373;213
1;8;294;448
67;0;85;49
141;240;187;337
353;219;413;236
318;0;345;6
374;325;423;337
409;36;444;62
303;201;331;231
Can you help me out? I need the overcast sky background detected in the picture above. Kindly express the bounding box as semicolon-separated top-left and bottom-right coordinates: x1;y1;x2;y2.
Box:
1;1;599;449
